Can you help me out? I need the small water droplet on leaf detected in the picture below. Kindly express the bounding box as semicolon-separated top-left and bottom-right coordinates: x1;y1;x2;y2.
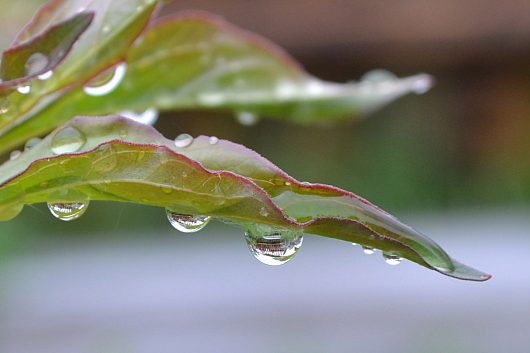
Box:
51;126;86;155
25;52;49;76
9;150;21;160
174;133;193;148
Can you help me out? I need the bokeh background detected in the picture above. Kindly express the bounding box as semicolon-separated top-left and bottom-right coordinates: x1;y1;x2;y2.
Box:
0;1;529;352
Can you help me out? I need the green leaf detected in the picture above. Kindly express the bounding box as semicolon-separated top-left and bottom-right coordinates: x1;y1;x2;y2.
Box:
0;11;432;155
0;0;159;153
0;12;94;87
0;115;490;281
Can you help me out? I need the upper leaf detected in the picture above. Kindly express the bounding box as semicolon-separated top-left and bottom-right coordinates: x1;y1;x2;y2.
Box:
0;10;431;155
0;12;94;88
0;115;490;282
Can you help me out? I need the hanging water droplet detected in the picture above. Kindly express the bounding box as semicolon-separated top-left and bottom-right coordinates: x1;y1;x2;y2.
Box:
37;70;53;80
47;201;89;221
245;224;303;266
174;133;193;148
383;252;402;266
236;111;258;126
119;108;158;125
25;52;49;76
166;210;211;233
362;246;376;255
361;69;397;84
83;63;127;96
51;126;86;155
208;136;219;145
351;242;357;246
9;150;21;161
17;85;31;94
24;137;42;151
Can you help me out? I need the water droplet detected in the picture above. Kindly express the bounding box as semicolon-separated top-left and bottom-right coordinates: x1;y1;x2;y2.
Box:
383;253;402;266
9;150;21;160
208;136;219;145
51;126;86;155
17;85;31;94
412;75;433;94
259;207;269;217
119;108;158;125
245;224;303;266
174;133;193;148
118;129;128;139
0;99;9;114
37;70;53;80
284;181;292;187
361;69;397;84
362;246;376;255
102;25;110;33
236;111;258;126
161;186;172;194
25;52;49;76
24;137;41;151
47;201;89;221
166;210;211;233
351;242;357;246
83;63;127;96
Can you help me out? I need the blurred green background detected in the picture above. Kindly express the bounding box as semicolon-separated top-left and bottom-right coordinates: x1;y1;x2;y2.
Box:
0;1;528;353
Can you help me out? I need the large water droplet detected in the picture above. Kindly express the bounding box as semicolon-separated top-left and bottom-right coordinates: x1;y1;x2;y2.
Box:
25;52;49;76
245;224;303;266
166;210;211;233
17;85;31;94
9;150;21;161
47;201;89;221
83;63;126;96
174;133;193;148
24;137;42;151
119;108;158;125
362;246;376;255
383;252;402;266
51;126;86;155
236;111;258;126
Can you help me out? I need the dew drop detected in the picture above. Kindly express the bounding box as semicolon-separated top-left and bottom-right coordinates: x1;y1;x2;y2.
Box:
174;133;193;148
351;242;357;246
245;224;303;266
9;150;21;161
383;253;402;266
47;201;89;221
236;111;258;126
51;126;86;155
412;75;433;94
25;52;49;76
17;85;31;95
83;63;126;96
37;70;53;80
361;69;397;83
24;137;42;151
0;99;9;114
166;210;211;233
362;246;376;255
208;136;219;145
119;108;158;125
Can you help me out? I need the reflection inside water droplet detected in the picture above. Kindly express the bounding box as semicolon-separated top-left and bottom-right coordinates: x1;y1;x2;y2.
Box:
83;63;126;96
37;70;53;80
245;224;303;266
51;126;86;155
166;210;211;233
47;201;89;221
174;133;193;148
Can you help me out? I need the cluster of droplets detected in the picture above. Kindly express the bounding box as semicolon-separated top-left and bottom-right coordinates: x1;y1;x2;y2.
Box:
352;242;403;266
